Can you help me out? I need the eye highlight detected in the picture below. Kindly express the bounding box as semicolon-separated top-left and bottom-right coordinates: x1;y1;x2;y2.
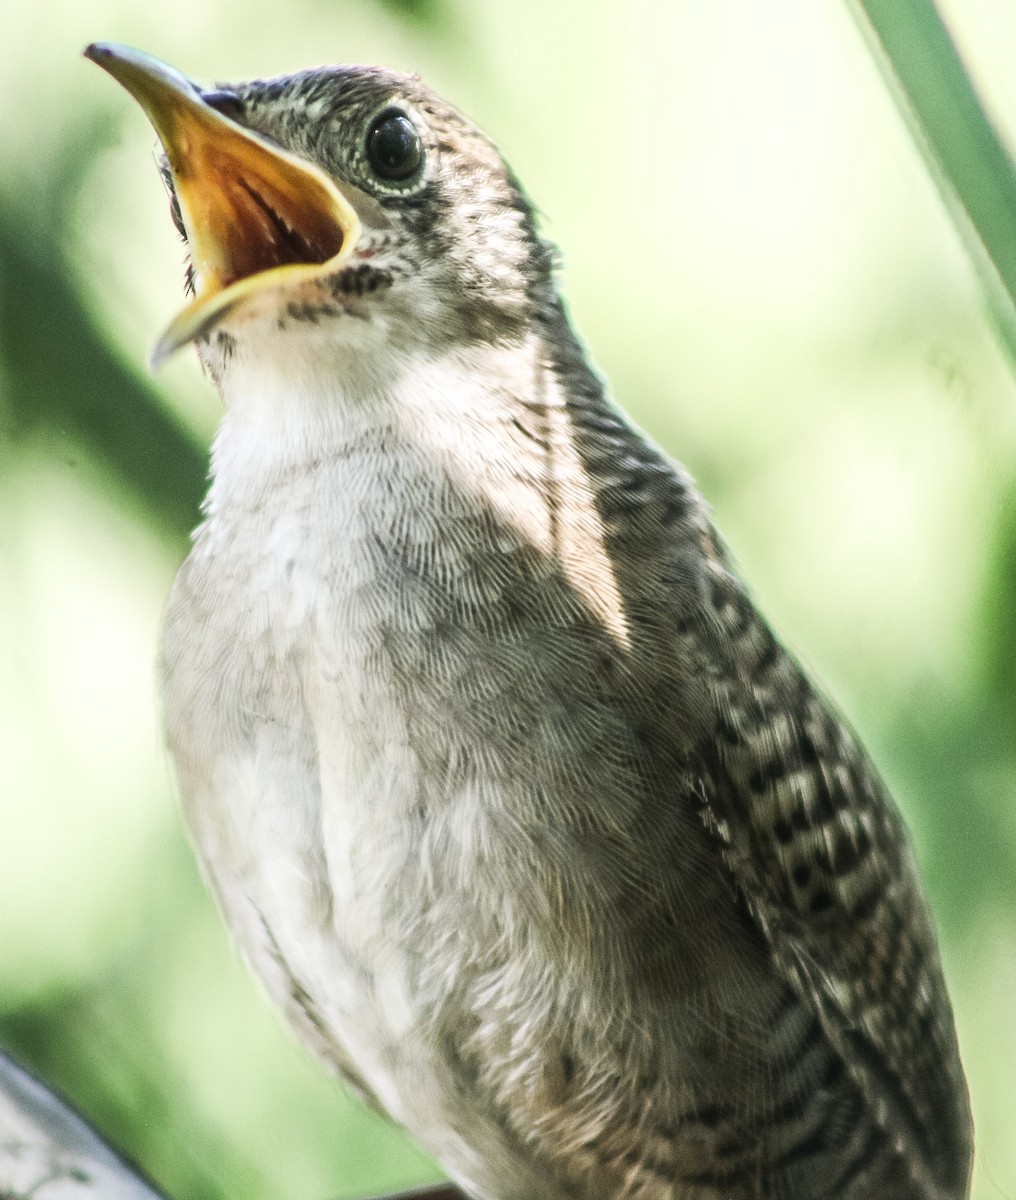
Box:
366;109;423;183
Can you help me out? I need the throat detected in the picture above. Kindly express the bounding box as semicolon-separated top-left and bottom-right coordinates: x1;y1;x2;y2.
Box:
202;329;637;654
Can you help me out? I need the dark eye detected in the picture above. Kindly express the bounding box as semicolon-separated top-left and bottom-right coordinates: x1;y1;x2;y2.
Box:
366;109;423;182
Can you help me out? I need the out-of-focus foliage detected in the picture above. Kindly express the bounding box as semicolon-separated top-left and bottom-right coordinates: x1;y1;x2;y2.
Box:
1;1;1014;1197
853;0;1016;358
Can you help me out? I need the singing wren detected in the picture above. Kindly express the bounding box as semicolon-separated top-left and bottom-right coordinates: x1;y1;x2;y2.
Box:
86;42;973;1200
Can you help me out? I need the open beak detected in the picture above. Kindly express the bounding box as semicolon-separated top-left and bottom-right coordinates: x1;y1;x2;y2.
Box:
84;42;362;365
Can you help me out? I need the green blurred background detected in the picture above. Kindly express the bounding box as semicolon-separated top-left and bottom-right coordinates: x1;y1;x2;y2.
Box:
2;0;1014;1196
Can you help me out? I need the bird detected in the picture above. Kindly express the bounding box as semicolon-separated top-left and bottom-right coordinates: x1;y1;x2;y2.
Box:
85;42;973;1200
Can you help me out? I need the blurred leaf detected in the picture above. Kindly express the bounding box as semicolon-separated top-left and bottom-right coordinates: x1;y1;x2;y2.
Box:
849;0;1016;363
977;480;1016;730
890;702;1016;931
0;211;205;546
376;0;448;25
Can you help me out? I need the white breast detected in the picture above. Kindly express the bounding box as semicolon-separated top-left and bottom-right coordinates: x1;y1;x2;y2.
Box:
162;434;424;1100
158;341;613;1198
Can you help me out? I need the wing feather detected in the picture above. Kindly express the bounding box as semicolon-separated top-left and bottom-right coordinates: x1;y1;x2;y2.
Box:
685;545;972;1195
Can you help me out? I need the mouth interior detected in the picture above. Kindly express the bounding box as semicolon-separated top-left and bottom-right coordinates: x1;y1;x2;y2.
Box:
195;150;348;292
